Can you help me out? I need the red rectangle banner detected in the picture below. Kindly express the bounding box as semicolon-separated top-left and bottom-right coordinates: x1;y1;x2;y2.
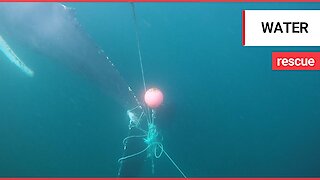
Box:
272;52;320;70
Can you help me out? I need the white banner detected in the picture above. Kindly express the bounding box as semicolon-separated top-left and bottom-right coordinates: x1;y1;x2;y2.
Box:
243;10;320;46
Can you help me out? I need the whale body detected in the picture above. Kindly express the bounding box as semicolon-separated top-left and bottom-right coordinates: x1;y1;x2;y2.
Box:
0;3;140;110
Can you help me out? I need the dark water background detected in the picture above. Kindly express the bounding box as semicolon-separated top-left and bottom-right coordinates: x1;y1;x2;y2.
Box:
0;2;320;177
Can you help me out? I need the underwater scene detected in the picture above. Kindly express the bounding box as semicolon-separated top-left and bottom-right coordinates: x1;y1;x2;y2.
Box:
0;2;320;178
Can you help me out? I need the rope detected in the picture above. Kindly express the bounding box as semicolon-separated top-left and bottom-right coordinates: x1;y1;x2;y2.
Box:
163;150;187;178
131;3;146;92
126;3;187;178
130;3;152;123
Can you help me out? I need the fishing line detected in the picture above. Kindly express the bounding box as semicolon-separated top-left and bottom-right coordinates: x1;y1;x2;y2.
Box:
129;3;187;178
130;2;153;124
131;3;146;93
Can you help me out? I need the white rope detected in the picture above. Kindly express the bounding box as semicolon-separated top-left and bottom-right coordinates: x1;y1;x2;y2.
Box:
128;3;187;178
163;150;187;178
131;3;152;123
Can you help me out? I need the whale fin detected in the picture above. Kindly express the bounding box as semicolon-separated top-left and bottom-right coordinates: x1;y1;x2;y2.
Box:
0;35;34;77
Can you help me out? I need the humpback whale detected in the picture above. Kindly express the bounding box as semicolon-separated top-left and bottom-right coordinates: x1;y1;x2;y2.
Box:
0;3;140;110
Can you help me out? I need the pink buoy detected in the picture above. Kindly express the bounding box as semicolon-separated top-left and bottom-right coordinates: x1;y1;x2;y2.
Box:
144;88;164;108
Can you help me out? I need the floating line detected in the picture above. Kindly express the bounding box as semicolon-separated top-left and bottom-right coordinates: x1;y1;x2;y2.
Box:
130;3;152;124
